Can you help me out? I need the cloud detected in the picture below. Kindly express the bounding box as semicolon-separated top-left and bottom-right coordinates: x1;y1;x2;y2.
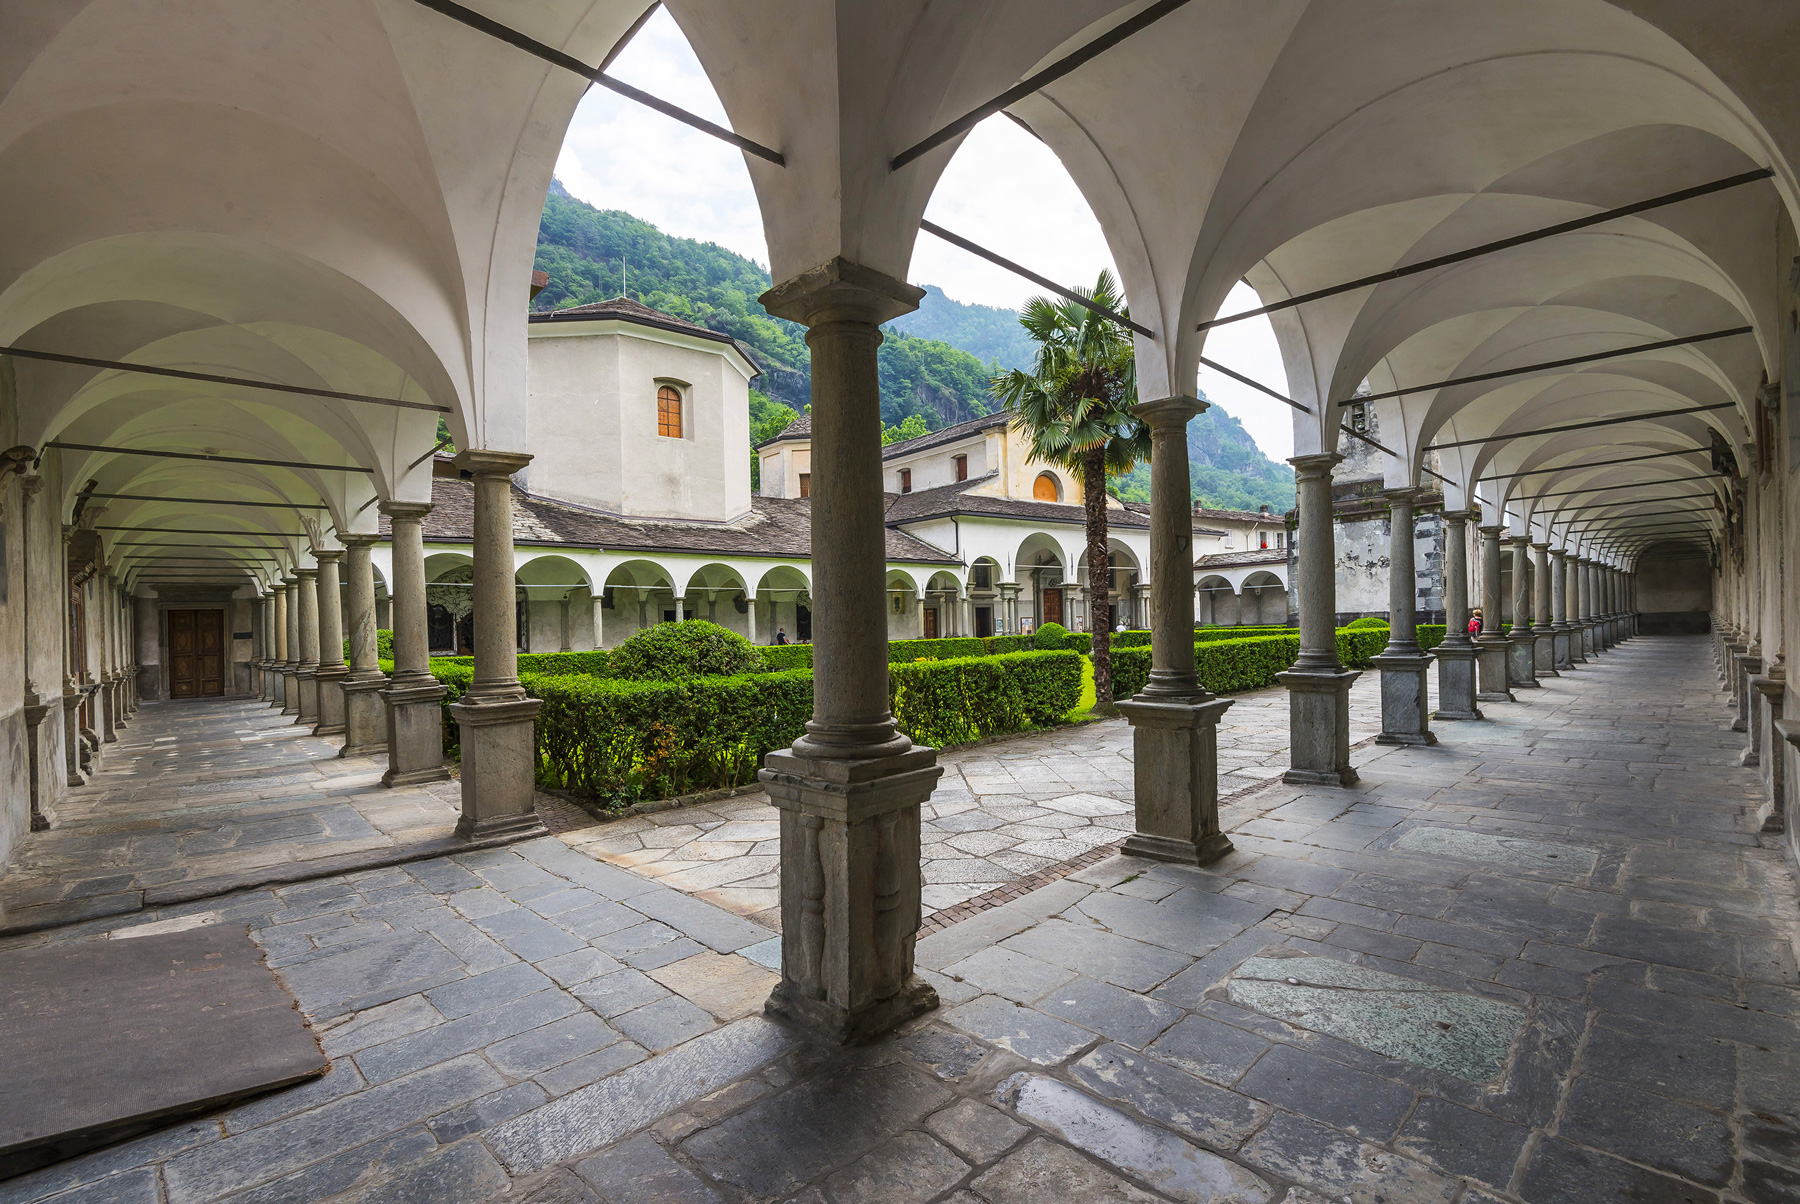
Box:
556;9;1295;462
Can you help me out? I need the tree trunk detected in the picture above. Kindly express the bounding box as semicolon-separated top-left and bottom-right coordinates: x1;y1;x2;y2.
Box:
1084;444;1114;713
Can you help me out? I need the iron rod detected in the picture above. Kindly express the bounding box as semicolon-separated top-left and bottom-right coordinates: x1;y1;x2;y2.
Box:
891;0;1195;170
97;525;307;537
1553;490;1719;513
89;493;328;510
1519;473;1722;502
408;439;454;470
1;346;449;412
1197;168;1774;332
409;0;785;166
920;221;1153;337
1427;401;1735;452
47;441;376;474
1478;445;1705;482
1340;326;1754;406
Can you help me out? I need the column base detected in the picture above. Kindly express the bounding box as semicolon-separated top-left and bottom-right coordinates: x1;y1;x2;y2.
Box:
340;674;390;758
314;666;348;737
1533;631;1558;677
1276;667;1360;787
1552;629;1572;671
450;695;547;841
760;744;943;1046
282;669;301;714
297;668;321;726
1507;635;1540;688
1372;652;1436;746
1116;695;1235;865
1474;637;1513;703
1432;643;1483;720
382;677;450;787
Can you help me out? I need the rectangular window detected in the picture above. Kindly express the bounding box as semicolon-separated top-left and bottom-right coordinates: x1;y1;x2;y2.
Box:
657;385;682;438
954;454;968;481
798;473;811;498
972;564;991;588
1260;532;1268;549
900;468;912;493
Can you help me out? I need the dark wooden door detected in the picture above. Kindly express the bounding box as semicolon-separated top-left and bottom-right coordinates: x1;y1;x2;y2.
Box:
1041;588;1062;626
922;607;938;639
169;610;225;698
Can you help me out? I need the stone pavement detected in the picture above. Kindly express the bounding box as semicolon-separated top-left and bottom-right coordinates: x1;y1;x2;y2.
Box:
561;670;1393;927
4;635;1796;1203
0;698;472;936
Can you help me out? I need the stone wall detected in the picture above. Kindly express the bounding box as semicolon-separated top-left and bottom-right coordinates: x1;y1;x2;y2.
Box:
1636;541;1712;634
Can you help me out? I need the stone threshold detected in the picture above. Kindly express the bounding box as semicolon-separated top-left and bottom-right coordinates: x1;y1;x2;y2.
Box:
0;826;542;941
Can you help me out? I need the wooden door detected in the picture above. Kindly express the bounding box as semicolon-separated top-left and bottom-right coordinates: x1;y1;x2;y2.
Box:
1041;588;1062;626
922;607;938;639
169;610;225;698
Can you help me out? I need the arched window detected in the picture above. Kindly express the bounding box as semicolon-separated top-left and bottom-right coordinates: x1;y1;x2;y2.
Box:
657;385;682;438
1033;472;1060;502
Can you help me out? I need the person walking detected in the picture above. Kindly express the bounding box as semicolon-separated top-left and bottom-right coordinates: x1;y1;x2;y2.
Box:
1468;607;1484;637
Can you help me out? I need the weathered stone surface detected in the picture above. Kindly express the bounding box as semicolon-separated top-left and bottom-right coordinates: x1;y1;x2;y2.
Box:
681;1060;952;1199
968;1139;1164;1204
1235;1043;1414;1140
1036;975;1184;1047
1520;1137;1720;1204
1239;1112;1457;1204
1392;826;1597;875
999;1074;1274;1203
353;989;581;1083
423;962;551;1019
571;968;671;1018
896;1028;993;1081
575;1132;721;1204
646;950;778;1021
612;995;717;1052
1070;1043;1269;1150
1002;919;1193;991
1557;1077;1734;1187
485;1016;799;1174
925;1098;1029;1165
825;1130;969;1204
1145;1014;1271;1086
1393;1097;1529;1187
1225;956;1526;1081
945;946;1078;1005
944;995;1097;1065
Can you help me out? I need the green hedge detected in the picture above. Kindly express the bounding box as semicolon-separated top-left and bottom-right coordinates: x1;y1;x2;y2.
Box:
758;644;814;671
1112;634;1302;698
889;650;1082;748
519;651;611;677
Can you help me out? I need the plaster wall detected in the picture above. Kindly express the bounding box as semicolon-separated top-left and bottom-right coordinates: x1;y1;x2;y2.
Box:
1636;544;1713;634
526;323;753;522
1333;511;1447;625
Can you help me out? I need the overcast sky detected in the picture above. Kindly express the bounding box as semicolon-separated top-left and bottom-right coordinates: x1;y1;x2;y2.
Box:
554;8;1295;462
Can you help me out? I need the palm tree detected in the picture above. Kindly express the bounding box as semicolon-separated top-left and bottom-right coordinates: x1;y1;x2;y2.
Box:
991;270;1151;713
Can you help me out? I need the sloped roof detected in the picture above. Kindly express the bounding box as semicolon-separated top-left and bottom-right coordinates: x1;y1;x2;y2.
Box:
388;475;958;565
881;412;1011;461
1194;505;1285;523
1195;548;1288;569
755;413;810;450
527;296;756;370
883;475;1150;529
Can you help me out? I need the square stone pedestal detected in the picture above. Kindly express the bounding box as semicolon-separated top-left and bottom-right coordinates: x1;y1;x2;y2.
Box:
1754;677;1785;831
1277;667;1360;787
1116;695;1235;865
340;675;389;758
1372;652;1437;746
450;695;547;841
1508;634;1539;689
1553;628;1572;670
296;669;320;726
1733;650;1761;735
1432;644;1483;720
313;667;347;737
99;680;117;743
1475;636;1514;704
381;678;452;787
1533;631;1558;677
760;746;942;1045
282;669;301;714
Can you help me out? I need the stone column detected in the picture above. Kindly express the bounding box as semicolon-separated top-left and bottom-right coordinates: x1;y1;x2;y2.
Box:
1565;553;1586;665
380;502;450;787
1433;510;1480;720
60;527;84;785
591;594;606;649
1475;525;1513;702
1531;542;1556;677
255;596;270;701
1117;396;1235;864
1279;453;1360;785
1372;488;1434;744
98;577;117;743
1549;549;1571;670
295;567;321;725
448;449;545;840
1581;560;1598;657
1755;664;1786;830
18;474;53;828
340;536;388;757
1508;537;1539;688
313;551;347;736
757;258;943;1044
281;577;301;713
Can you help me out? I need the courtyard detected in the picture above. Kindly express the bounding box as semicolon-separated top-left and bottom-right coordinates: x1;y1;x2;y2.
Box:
1;636;1792;1204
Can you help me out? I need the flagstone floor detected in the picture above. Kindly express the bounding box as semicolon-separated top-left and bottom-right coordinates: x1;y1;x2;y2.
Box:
561;670;1394;928
4;635;1795;1204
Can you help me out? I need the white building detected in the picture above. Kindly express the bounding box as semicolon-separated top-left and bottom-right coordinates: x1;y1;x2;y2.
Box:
373;298;1289;650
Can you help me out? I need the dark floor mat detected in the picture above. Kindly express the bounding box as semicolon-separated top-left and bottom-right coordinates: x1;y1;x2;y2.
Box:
0;923;326;1179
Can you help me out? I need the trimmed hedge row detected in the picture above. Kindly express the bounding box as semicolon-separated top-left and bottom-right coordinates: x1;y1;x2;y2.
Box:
889;650;1083;748
1111;623;1448;698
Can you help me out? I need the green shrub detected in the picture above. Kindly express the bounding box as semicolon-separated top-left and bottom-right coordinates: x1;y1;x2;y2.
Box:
1346;616;1390;630
1032;622;1069;650
1417;624;1446;651
609;620;764;681
889;651;1082;748
1112;634;1302;698
518;650;611;677
759;643;814;671
1195;625;1291;644
889;637;987;662
1336;628;1388;667
376;628;394;660
1110;629;1153;648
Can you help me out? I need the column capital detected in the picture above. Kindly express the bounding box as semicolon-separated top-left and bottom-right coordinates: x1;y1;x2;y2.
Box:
1477;522;1505;535
339;533;381;549
379;500;433;522
313;548;343;564
1133;395;1208;429
1509;532;1533;545
1531;540;1549;551
1550;547;1568;560
282;574;299;586
759;256;923;326
455;448;532;478
1441;509;1474;522
1287;452;1343;479
1381;486;1423;505
296;567;318;580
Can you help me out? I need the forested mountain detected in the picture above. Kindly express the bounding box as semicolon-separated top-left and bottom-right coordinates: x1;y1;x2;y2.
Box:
532;179;1293;511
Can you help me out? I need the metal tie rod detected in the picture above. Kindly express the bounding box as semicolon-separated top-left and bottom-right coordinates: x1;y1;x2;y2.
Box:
409;0;784;166
47;442;377;474
1553;490;1720;514
891;0;1196;170
919;221;1153;337
2;347;448;413
1478;445;1705;483
1198;168;1775;332
1340;326;1754;406
89;493;330;510
1564;508;1715;532
97;525;307;538
1520;473;1723;502
1427;401;1735;452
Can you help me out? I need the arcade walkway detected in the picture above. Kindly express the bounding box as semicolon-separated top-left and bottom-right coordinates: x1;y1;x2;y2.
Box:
1;635;1794;1203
